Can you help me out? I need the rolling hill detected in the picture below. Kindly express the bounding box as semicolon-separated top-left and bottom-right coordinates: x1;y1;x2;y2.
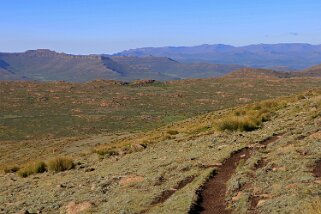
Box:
116;43;321;70
0;49;244;82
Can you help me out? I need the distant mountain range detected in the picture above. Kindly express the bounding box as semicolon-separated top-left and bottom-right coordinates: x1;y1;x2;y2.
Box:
1;43;321;82
0;49;243;81
116;43;321;70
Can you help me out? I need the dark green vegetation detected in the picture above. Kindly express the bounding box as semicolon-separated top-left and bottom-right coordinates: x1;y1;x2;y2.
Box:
117;43;321;70
1;73;321;141
0;49;243;81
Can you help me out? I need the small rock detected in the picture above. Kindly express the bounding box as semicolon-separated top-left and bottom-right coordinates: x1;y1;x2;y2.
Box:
57;184;67;188
17;210;29;214
66;201;93;214
257;199;267;207
85;168;95;172
213;162;223;166
232;192;243;202
91;184;96;191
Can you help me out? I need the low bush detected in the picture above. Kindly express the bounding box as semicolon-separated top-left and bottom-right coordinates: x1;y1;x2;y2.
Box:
216;115;261;132
3;165;19;173
93;147;120;156
167;130;179;135
47;157;74;172
18;161;47;177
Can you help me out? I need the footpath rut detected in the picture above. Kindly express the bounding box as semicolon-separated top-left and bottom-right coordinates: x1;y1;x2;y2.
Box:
189;134;282;214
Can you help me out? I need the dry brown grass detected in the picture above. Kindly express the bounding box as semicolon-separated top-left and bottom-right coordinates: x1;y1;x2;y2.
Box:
298;198;321;214
215;115;261;131
17;161;47;177
3;165;19;174
47;157;74;172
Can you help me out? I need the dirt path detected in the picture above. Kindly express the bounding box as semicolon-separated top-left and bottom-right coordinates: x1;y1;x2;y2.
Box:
190;134;282;214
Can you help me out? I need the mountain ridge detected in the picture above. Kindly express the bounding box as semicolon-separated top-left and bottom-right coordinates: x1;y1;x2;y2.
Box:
116;43;321;70
0;49;244;82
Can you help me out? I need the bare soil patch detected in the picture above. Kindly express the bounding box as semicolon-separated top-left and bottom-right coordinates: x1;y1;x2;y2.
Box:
190;134;282;214
189;148;251;214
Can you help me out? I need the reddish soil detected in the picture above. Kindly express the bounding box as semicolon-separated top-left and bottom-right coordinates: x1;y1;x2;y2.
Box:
259;134;282;146
190;134;283;214
189;148;252;214
152;176;195;205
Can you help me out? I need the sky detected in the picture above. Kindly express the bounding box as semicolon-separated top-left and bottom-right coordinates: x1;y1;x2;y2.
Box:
1;0;321;54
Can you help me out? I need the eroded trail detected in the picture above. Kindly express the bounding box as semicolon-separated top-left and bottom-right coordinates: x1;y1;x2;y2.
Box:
190;134;282;214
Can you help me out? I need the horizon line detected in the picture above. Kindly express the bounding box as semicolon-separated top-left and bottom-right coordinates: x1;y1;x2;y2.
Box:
1;42;321;55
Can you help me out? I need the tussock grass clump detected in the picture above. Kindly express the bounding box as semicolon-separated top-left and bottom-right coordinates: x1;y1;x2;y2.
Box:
167;130;179;135
216;115;261;132
18;161;47;178
3;165;19;173
47;157;74;172
216;99;285;132
93;146;120;156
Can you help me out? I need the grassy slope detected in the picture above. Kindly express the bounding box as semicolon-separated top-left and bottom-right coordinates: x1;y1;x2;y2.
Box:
1;76;321;141
0;89;320;213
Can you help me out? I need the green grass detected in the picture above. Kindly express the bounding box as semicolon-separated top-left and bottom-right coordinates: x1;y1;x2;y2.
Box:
1;77;321;141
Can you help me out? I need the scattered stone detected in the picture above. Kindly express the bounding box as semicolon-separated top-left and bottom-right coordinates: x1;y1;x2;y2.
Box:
84;168;95;172
66;201;93;214
257;199;267;207
232;192;243;202
213;162;223;166
119;176;144;186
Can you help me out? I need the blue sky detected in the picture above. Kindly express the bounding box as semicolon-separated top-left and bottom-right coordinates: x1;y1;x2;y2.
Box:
1;0;321;54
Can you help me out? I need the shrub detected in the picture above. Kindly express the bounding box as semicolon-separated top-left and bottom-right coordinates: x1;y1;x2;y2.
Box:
167;130;179;135
18;161;47;178
3;165;19;173
94;147;120;156
216;116;261;132
47;157;74;172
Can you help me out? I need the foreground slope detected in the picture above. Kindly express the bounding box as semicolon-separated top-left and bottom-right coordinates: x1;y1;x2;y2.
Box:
0;89;320;213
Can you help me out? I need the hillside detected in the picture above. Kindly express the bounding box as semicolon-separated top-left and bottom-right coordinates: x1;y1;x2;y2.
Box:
226;65;321;79
1;73;321;142
0;88;320;213
0;50;244;81
116;43;321;70
299;64;321;77
224;68;292;79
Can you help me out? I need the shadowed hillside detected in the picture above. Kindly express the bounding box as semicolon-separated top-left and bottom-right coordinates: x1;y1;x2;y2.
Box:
0;50;244;81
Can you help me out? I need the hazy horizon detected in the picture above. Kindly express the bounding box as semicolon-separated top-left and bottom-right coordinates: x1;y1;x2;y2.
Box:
1;42;321;55
1;0;321;54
